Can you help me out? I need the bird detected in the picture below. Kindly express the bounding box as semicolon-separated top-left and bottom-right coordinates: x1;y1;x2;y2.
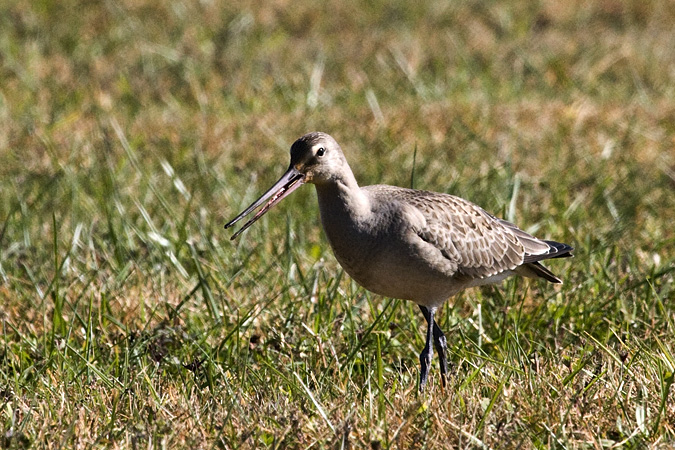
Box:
225;132;573;391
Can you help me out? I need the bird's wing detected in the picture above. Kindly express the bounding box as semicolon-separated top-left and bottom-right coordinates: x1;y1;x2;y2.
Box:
367;185;553;280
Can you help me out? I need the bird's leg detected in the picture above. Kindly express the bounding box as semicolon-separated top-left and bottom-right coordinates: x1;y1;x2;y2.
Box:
419;305;449;388
418;306;437;391
432;321;449;388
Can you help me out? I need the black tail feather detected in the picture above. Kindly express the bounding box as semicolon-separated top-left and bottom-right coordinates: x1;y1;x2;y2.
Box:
524;261;563;283
542;240;574;259
523;240;573;264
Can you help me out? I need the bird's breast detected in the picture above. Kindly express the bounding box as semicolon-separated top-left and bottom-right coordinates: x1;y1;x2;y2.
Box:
316;193;462;305
319;209;383;280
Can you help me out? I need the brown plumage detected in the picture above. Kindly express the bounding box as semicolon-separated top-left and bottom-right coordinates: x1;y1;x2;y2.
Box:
225;132;573;391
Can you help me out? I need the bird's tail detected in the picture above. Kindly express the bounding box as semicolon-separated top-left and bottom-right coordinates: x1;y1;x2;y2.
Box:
517;240;573;284
517;261;563;283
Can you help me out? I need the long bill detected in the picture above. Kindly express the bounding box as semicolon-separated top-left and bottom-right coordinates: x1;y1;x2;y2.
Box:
224;167;305;240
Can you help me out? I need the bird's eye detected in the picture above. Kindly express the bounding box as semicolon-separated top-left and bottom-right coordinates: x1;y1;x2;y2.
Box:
316;147;325;157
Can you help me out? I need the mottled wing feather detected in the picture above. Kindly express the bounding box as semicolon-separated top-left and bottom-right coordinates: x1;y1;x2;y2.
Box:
366;185;555;280
413;195;525;279
494;217;551;256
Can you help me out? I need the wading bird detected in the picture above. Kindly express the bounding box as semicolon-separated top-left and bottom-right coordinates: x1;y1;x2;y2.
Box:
225;132;573;391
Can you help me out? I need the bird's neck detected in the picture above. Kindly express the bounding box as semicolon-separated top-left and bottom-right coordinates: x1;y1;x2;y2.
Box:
314;172;370;222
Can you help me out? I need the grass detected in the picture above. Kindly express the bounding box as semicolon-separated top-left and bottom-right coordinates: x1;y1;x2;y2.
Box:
1;0;674;447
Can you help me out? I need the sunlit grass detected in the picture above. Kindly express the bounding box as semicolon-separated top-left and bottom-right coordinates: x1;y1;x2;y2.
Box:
1;0;674;448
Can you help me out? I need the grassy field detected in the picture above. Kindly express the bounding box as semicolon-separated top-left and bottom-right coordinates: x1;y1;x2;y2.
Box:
1;0;674;448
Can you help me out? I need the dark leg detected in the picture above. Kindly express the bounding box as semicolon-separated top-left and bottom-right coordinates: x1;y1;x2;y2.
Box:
418;306;436;391
419;305;449;388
